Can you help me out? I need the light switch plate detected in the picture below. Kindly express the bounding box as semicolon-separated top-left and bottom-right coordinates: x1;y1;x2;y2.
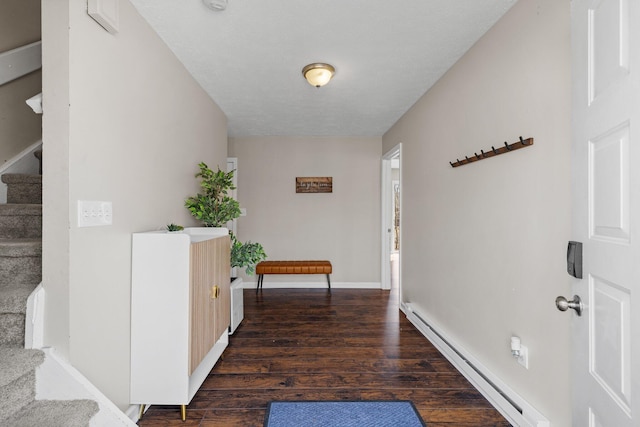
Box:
517;345;529;369
78;201;113;227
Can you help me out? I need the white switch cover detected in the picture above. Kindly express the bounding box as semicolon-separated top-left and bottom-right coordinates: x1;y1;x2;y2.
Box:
78;201;113;227
517;344;529;369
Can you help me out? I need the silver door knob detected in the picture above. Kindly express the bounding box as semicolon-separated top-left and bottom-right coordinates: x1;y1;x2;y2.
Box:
555;295;583;316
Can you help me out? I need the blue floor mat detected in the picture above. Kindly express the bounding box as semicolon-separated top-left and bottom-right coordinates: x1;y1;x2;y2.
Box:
264;400;426;427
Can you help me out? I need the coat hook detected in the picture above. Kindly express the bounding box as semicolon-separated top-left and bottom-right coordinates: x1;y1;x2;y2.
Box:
505;141;512;151
481;149;486;158
492;146;498;155
457;159;461;163
465;155;470;162
450;161;454;167
475;152;480;160
520;136;526;145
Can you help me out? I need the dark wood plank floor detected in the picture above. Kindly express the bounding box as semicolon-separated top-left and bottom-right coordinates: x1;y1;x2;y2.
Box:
138;287;510;426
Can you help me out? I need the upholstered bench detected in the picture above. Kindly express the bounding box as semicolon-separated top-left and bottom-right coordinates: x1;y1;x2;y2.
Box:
255;260;332;293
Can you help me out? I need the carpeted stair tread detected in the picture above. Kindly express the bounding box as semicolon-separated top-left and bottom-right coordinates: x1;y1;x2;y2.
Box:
3;399;99;427
0;206;42;228
0;238;41;345
1;174;42;205
0;174;42;185
0;282;38;346
0;314;27;346
0;239;42;257
0;204;42;214
0;205;42;239
0;348;44;420
0;239;42;287
0;282;36;311
0;203;42;213
0;347;44;388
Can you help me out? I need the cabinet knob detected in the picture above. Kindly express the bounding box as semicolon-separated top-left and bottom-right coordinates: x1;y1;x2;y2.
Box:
210;285;220;299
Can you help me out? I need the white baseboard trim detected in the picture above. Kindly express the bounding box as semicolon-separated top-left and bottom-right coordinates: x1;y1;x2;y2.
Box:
36;348;136;426
243;281;382;290
402;302;549;427
125;404;143;423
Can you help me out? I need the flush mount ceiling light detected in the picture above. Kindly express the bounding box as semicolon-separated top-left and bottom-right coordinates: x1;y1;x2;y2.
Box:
202;0;227;11
302;63;335;87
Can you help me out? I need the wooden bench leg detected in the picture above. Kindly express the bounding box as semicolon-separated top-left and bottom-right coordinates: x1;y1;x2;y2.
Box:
256;274;263;293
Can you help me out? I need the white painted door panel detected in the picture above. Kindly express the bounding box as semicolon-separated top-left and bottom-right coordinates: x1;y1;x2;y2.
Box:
571;0;640;426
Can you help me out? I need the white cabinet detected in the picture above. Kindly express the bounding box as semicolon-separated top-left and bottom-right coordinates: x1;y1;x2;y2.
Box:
229;277;244;334
130;227;230;412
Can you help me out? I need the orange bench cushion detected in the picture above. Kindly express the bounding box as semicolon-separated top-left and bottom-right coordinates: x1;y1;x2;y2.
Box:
256;260;332;275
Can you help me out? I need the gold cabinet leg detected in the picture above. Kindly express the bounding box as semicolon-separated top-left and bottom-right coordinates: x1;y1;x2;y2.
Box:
138;404;146;420
181;404;187;421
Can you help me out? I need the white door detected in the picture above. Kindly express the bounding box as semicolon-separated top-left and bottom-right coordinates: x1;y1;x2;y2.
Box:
569;0;640;425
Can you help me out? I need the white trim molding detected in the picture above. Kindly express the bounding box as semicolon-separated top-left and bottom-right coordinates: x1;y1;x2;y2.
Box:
26;92;43;114
36;348;136;426
25;284;45;349
402;302;550;427
0;41;42;86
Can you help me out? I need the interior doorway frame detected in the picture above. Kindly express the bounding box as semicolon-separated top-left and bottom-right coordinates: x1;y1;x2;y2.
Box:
381;143;401;292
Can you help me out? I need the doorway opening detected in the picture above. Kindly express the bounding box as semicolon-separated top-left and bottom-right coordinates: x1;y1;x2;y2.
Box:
381;144;401;296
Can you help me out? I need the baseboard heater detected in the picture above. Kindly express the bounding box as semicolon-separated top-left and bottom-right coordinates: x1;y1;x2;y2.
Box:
401;303;549;427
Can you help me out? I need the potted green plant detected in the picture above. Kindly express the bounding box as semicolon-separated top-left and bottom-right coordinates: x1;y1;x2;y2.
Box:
166;223;184;232
231;238;266;275
185;162;267;276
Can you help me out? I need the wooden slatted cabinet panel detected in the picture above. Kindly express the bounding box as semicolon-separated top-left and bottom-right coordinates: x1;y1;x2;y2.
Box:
190;236;230;374
212;236;231;343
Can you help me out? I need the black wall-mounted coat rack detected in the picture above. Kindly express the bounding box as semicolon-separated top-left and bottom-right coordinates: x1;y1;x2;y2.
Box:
449;136;534;168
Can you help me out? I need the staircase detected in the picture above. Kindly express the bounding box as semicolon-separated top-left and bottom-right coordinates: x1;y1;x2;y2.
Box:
0;168;99;426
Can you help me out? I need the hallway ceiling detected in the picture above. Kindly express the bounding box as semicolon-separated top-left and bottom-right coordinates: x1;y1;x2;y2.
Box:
130;0;518;137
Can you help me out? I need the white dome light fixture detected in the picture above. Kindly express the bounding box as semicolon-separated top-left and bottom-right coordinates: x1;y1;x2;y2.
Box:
302;63;335;88
202;0;227;11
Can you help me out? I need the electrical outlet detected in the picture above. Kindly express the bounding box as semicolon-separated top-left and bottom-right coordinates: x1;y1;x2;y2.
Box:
78;201;113;227
517;344;529;369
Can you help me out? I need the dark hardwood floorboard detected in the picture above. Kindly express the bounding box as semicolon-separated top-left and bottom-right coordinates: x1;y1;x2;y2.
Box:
138;288;511;426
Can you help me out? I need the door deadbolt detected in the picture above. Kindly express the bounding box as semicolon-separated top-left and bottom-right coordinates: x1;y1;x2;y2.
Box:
555;295;583;316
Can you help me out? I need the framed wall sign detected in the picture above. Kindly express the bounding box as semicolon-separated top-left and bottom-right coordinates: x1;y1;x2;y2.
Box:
296;177;332;193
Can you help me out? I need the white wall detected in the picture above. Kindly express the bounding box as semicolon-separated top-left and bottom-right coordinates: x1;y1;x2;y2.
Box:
383;0;571;424
229;136;381;285
42;0;228;411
